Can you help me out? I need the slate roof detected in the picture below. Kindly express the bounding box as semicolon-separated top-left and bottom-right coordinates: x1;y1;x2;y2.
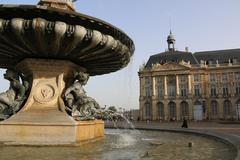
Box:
145;48;240;68
194;48;240;64
145;50;198;68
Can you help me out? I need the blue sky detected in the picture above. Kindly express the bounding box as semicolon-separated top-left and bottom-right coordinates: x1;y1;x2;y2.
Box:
0;0;240;110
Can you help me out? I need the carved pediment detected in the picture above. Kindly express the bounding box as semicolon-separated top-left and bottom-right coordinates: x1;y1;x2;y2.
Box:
152;61;190;71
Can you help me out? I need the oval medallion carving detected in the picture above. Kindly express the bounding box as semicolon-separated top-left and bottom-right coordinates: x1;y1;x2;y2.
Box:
34;83;57;104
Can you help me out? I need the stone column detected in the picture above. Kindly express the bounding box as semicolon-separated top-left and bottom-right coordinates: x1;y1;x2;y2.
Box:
176;75;180;96
188;100;193;120
152;100;157;120
139;77;144;120
139;77;143;97
206;99;211;120
218;98;224;119
188;74;192;94
176;100;180;121
164;76;168;96
231;98;236;120
139;101;144;120
0;58;104;146
164;101;169;121
152;76;156;96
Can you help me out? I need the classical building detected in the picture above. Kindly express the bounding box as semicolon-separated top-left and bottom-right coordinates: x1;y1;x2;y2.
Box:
139;32;240;121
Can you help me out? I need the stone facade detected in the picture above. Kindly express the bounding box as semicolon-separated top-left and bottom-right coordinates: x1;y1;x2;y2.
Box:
139;33;240;121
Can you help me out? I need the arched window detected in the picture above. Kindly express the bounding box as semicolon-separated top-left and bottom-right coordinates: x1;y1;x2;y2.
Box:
145;102;152;119
180;101;189;117
167;76;176;97
236;99;240;108
168;101;176;120
157;102;164;118
211;100;218;115
194;100;201;105
223;100;231;116
236;99;240;120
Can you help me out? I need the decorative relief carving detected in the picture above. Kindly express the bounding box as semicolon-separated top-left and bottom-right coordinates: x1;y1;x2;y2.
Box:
34;83;57;104
152;62;190;71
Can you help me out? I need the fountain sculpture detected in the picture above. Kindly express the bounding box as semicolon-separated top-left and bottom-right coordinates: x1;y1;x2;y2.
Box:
0;0;134;145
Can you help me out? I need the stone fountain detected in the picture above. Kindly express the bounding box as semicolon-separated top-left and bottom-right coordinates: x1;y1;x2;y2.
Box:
0;0;134;145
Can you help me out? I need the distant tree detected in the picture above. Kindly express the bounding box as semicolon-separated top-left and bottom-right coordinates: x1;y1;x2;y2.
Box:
108;106;117;112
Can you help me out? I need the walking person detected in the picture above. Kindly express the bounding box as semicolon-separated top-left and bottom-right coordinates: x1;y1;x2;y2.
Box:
181;117;188;128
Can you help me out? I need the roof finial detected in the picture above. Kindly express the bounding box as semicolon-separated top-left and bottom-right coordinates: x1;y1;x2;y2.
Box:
170;29;172;35
169;16;172;34
167;30;176;51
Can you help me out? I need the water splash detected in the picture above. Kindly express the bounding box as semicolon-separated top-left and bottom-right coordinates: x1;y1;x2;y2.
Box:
119;113;136;130
106;129;139;149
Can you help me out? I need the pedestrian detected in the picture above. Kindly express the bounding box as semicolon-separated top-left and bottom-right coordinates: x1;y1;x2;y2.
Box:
181;117;188;128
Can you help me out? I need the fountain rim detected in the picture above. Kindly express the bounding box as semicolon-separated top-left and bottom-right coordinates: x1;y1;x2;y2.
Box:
0;4;135;53
106;127;239;160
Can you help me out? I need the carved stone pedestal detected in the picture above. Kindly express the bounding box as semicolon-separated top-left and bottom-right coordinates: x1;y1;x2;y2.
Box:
0;59;104;146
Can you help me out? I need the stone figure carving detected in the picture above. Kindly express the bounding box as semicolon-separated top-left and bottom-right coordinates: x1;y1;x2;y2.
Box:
0;69;30;120
64;71;101;120
63;71;120;121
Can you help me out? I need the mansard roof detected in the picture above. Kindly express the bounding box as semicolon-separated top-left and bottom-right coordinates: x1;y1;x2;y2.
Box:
145;50;198;68
194;48;240;64
145;48;240;68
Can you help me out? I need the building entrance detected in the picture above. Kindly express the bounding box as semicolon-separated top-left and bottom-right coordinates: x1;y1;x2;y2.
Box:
193;105;203;121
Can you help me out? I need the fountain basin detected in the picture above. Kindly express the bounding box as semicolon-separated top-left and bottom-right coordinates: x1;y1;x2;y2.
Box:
0;129;236;160
0;1;135;145
0;5;134;75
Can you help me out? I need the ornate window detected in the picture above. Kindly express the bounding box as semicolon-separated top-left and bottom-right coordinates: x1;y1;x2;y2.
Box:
210;84;217;96
168;102;176;119
168;86;176;97
157;102;164;118
180;101;189;117
180;84;187;97
144;86;151;97
222;73;228;82
145;77;150;85
156;76;164;98
210;73;216;82
168;76;176;97
236;83;240;95
157;85;164;98
211;100;218;115
156;76;163;84
236;100;240;120
223;84;229;96
223;100;231;116
193;74;200;82
235;72;240;81
194;84;201;96
145;102;152;119
180;75;187;82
